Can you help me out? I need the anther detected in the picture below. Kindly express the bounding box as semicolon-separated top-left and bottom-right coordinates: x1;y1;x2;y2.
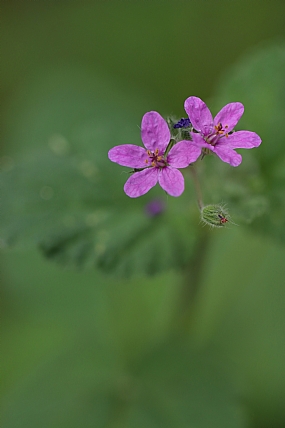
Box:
218;214;228;224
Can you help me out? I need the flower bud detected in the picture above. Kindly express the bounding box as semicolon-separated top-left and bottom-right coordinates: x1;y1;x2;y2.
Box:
166;116;192;142
173;118;192;129
200;204;231;228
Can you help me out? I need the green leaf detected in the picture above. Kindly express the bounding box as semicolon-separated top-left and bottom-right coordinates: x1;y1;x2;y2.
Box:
0;67;200;276
206;43;285;242
199;152;268;226
214;43;285;167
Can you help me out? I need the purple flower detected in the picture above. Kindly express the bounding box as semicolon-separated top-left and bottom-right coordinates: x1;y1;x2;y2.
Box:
184;96;262;167
108;111;201;197
145;199;166;217
173;118;191;129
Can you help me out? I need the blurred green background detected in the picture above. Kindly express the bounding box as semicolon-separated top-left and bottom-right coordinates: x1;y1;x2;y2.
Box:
2;1;285;427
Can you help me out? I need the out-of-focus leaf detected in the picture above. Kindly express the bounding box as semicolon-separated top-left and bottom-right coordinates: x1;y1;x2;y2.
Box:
0;67;200;276
214;43;285;166
204;43;285;241
200;151;268;225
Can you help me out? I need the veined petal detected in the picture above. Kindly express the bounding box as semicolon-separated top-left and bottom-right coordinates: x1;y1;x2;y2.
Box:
214;102;244;132
124;168;158;198
214;146;242;167
190;132;214;151
225;131;262;149
184;96;213;135
141;111;171;152
158;167;184;197
108;144;147;168
167;140;201;168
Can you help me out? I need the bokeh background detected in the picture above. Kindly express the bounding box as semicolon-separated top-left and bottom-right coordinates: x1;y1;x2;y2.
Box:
2;1;285;427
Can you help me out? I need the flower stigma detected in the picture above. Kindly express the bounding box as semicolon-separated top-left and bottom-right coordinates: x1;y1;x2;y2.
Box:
146;148;167;168
204;122;229;146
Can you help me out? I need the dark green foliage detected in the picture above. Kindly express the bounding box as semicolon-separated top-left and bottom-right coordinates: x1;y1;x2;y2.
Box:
2;1;285;426
211;43;285;243
3;44;285;272
0;68;201;276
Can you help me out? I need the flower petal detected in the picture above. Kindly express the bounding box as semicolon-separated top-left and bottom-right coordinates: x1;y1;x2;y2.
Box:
190;132;214;151
124;168;158;198
141;111;170;152
108;144;148;168
225;131;262;149
184;96;213;135
214;146;242;167
158;167;184;197
167;140;201;168
214;102;244;132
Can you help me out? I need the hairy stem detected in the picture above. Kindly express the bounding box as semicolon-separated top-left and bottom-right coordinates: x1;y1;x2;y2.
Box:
174;230;210;335
172;165;210;334
189;165;203;210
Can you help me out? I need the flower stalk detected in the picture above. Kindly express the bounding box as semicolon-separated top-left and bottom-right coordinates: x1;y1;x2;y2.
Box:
188;165;203;210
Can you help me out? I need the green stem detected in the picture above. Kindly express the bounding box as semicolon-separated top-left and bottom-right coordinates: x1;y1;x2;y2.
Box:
189;165;203;210
173;165;210;334
174;229;210;334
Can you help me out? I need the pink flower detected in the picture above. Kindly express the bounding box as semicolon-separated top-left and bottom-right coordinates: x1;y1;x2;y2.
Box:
108;111;201;197
184;96;262;166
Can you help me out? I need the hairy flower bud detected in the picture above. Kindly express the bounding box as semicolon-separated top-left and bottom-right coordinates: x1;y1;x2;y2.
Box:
200;204;231;228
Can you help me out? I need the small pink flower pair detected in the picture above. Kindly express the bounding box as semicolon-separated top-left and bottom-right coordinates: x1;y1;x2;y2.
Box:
108;96;261;198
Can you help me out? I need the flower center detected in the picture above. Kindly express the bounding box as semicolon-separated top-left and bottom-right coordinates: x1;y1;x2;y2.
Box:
145;148;167;168
214;122;229;137
205;122;229;145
